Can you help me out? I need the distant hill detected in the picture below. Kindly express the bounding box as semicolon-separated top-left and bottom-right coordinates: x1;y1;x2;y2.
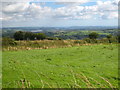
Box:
2;26;118;32
2;26;118;40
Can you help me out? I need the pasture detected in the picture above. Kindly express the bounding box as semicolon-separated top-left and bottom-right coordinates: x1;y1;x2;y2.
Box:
2;44;118;88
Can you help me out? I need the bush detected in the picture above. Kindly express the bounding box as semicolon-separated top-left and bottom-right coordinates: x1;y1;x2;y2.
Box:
109;37;118;43
106;34;112;39
91;39;98;43
2;37;17;46
46;37;58;40
74;40;81;44
100;38;109;43
88;32;99;39
117;35;120;43
84;38;91;43
35;33;46;40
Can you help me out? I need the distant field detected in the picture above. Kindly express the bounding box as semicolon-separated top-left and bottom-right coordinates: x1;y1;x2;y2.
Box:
2;29;119;40
2;44;118;88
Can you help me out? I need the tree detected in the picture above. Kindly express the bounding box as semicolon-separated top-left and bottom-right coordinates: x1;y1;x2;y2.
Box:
106;34;112;43
106;34;112;39
35;33;46;40
14;31;47;40
14;31;25;40
24;32;35;40
88;32;99;39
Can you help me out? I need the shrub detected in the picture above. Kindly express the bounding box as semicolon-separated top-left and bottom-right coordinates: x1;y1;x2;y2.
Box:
46;37;58;40
84;38;91;43
35;33;46;40
74;40;81;44
100;38;109;43
2;37;17;46
109;37;118;43
116;34;120;43
88;32;99;39
91;39;98;43
106;34;112;39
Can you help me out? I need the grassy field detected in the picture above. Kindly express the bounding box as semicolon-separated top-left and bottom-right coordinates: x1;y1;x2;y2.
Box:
2;44;118;88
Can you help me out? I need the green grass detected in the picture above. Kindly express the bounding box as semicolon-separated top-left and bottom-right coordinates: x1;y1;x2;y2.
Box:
0;50;2;89
54;30;112;37
2;44;118;88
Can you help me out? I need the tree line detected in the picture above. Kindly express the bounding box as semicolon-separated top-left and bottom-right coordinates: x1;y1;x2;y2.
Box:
13;31;112;40
14;31;46;40
2;31;120;47
4;31;120;42
13;31;62;40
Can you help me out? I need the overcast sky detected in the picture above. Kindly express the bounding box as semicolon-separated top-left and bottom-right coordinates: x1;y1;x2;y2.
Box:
0;0;119;27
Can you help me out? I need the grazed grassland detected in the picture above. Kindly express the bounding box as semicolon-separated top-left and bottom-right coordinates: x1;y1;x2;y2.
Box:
2;44;118;88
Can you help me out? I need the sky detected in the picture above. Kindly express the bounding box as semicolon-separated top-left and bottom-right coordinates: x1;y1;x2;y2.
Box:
0;0;119;27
